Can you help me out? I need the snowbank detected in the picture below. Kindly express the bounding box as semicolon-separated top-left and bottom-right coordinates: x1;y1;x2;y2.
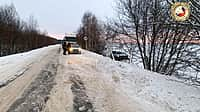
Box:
83;50;200;112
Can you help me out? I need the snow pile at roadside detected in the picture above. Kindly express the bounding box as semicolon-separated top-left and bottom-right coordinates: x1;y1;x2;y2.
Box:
84;51;200;112
0;45;59;87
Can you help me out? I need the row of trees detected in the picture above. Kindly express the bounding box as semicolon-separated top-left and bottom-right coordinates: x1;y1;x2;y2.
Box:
106;0;200;76
77;12;105;54
0;4;57;57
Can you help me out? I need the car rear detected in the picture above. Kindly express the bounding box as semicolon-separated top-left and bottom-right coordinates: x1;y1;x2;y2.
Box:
111;51;129;61
68;44;81;54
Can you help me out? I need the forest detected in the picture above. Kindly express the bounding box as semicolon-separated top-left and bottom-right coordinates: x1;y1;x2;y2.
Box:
0;4;57;57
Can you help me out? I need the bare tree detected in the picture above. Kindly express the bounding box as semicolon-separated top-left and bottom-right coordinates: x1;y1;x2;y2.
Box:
0;4;19;54
77;12;105;54
109;0;200;76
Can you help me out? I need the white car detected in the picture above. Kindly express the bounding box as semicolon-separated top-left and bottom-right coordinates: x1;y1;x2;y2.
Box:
68;44;81;54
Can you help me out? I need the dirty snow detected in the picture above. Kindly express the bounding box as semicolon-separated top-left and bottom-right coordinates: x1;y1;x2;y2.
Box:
0;45;59;87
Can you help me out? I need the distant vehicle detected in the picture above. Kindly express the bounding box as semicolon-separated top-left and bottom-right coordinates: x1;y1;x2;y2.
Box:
68;44;81;54
63;35;77;43
110;51;129;61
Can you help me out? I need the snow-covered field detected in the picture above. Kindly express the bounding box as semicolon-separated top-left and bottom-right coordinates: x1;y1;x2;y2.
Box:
0;45;59;87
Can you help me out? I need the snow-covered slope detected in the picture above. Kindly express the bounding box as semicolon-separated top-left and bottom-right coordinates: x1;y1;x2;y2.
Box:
0;45;59;87
83;50;200;112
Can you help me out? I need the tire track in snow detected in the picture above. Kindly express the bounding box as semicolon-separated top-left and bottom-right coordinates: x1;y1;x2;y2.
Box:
70;74;95;112
7;54;59;112
0;62;34;88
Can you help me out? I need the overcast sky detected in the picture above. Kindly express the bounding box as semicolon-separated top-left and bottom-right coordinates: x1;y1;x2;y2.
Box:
1;0;115;38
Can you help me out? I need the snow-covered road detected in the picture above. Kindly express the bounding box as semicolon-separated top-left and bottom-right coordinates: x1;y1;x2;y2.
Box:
0;46;60;87
0;45;199;112
44;50;147;112
0;45;60;112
